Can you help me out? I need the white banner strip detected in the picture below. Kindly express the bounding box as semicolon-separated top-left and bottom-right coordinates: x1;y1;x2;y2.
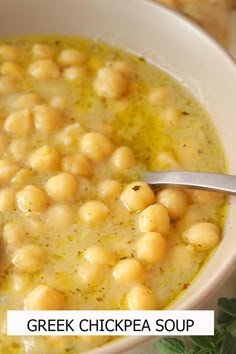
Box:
7;310;214;336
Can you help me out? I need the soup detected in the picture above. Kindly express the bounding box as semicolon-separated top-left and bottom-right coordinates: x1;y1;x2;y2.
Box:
0;36;226;353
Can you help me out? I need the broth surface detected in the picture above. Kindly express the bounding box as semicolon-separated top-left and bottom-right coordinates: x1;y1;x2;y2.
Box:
0;36;226;353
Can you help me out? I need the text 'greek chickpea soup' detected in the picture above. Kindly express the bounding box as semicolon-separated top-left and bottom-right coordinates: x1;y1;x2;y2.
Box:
0;36;226;353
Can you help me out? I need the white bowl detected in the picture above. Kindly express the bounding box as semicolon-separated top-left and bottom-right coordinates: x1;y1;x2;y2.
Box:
1;0;236;353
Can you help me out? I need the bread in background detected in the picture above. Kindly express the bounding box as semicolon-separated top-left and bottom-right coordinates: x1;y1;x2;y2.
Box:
155;0;230;46
228;0;236;8
180;0;229;46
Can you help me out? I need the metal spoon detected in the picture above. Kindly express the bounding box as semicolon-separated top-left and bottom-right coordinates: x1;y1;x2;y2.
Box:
145;171;236;196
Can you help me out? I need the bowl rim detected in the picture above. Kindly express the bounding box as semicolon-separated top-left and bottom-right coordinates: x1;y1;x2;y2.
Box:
1;0;236;353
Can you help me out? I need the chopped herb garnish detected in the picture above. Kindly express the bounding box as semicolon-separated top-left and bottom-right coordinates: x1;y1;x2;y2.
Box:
132;185;141;191
139;56;145;62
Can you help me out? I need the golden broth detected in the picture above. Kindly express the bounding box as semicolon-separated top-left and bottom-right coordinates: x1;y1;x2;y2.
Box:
0;36;226;353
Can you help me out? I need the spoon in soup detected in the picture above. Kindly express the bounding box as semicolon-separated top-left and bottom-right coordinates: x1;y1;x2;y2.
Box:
145;171;236;195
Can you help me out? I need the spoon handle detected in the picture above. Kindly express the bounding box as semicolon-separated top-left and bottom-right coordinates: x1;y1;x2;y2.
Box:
145;171;236;196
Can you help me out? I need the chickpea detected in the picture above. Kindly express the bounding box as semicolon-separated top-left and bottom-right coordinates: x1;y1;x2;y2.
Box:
50;95;67;111
23;215;45;238
11;168;34;188
120;181;155;212
178;204;207;233
24;285;65;310
190;189;224;205
17;185;48;212
113;258;144;283
93;67;128;99
29;145;60;172
91;120;113;138
81;132;114;162
28;59;61;79
148;87;171;106
157;188;188;220
33;104;64;134
45;204;75;229
84;246;114;265
58;49;87;67
136;232;167;264
110;146;135;172
63;66;87;82
125;284;158;310
55;123;85;147
32;43;56;59
156;151;179;170
183;222;220;251
3;223;25;248
78;200;110;224
0;76;17;94
0;62;22;76
0;187;15;211
138;204;170;235
9;140;32;161
61;154;92;178
12;273;31;292
46;172;78;202
12;244;45;273
0;134;9;155
162;107;180;126
0;45;19;62
13;93;42;110
4;109;34;136
0;159;18;183
97;179;122;200
109;60;135;79
78;259;103;286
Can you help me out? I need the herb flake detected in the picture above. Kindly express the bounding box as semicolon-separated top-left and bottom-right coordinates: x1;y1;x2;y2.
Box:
132;185;141;191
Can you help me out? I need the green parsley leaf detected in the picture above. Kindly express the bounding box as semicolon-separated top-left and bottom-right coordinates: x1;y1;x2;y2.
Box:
156;338;187;354
218;310;235;326
220;332;236;354
155;298;236;354
218;298;236;319
189;335;215;350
